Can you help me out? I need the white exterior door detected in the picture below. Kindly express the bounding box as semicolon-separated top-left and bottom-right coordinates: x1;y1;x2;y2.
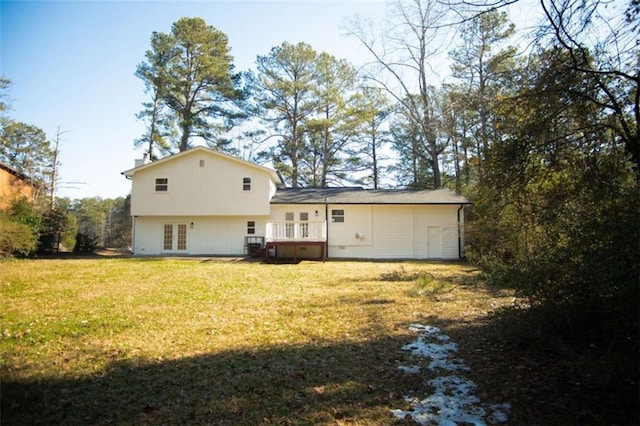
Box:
427;226;442;258
163;223;188;252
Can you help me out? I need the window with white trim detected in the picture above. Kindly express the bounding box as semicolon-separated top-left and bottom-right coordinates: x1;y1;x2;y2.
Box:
155;178;168;192
285;212;294;238
331;209;345;223
300;212;309;237
247;221;256;235
243;177;251;191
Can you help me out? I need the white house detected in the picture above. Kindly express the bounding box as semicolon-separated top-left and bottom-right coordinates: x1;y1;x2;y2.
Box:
122;146;470;260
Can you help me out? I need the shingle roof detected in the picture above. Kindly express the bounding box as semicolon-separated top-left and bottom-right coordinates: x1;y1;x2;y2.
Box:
271;187;470;204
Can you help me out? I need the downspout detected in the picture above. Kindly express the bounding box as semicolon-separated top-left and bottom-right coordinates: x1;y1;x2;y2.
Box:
457;204;464;260
324;198;329;260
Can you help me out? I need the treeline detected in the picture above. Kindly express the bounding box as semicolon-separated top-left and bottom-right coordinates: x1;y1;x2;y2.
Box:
0;195;131;256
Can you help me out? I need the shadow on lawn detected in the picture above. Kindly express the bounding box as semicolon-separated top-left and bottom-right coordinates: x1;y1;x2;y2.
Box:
2;336;422;425
4;320;639;425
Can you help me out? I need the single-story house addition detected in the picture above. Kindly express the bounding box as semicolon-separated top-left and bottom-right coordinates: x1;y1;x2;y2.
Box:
122;146;470;260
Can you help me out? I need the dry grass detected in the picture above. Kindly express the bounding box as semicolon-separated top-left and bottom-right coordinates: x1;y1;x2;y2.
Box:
1;257;514;425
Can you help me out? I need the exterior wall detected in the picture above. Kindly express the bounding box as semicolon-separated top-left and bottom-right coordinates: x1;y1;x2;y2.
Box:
132;204;465;259
326;204;373;256
0;167;35;209
327;204;463;260
133;215;269;256
270;204;327;222
129;150;275;217
270;203;464;260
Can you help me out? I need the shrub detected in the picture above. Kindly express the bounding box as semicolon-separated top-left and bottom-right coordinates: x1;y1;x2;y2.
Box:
0;217;38;257
73;232;98;253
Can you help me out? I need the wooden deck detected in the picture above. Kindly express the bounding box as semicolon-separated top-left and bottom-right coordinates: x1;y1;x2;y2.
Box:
264;240;326;262
264;220;327;261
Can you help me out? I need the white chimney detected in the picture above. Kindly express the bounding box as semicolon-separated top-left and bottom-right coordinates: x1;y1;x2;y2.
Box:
134;153;150;168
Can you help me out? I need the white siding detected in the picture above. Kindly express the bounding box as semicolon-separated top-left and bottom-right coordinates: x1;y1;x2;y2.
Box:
270;204;327;222
133;216;268;256
371;205;414;258
442;225;459;258
327;204;373;247
130;150;274;217
328;204;462;260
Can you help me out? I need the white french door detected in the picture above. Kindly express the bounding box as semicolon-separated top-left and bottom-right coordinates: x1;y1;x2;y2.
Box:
163;223;188;252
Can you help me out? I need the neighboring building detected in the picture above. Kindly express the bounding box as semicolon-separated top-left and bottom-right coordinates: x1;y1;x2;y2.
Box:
122;146;470;260
0;161;39;209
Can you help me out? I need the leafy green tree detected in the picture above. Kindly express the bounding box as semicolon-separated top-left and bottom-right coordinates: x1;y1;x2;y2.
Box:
67;196;130;250
38;206;74;253
135;31;175;159
353;87;392;189
389;100;433;189
0;121;51;195
52;197;78;250
388;88;450;189
300;52;364;187
468;46;639;351
253;42;320;187
0;217;37;257
440;87;473;192
103;195;131;249
448;8;518;183
136;17;243;154
5;197;41;234
70;197;106;247
1;197;41;256
253;43;371;188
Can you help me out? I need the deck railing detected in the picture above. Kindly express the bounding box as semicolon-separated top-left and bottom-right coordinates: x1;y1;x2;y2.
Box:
265;220;326;242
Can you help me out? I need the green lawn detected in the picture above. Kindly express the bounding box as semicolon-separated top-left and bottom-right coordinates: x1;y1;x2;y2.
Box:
1;257;509;425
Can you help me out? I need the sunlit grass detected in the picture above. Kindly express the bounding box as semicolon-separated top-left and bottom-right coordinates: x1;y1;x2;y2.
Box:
1;258;513;424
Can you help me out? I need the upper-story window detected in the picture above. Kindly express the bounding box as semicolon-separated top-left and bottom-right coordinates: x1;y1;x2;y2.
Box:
331;209;345;223
243;177;251;191
155;178;168;192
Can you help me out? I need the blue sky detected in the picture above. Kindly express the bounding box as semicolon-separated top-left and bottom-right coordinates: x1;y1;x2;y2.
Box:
1;0;390;199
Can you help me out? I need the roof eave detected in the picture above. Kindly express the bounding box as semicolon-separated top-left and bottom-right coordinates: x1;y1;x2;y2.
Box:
121;146;286;187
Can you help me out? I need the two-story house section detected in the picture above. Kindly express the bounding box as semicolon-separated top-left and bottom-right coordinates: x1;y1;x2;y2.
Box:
122;146;285;256
123;146;471;259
